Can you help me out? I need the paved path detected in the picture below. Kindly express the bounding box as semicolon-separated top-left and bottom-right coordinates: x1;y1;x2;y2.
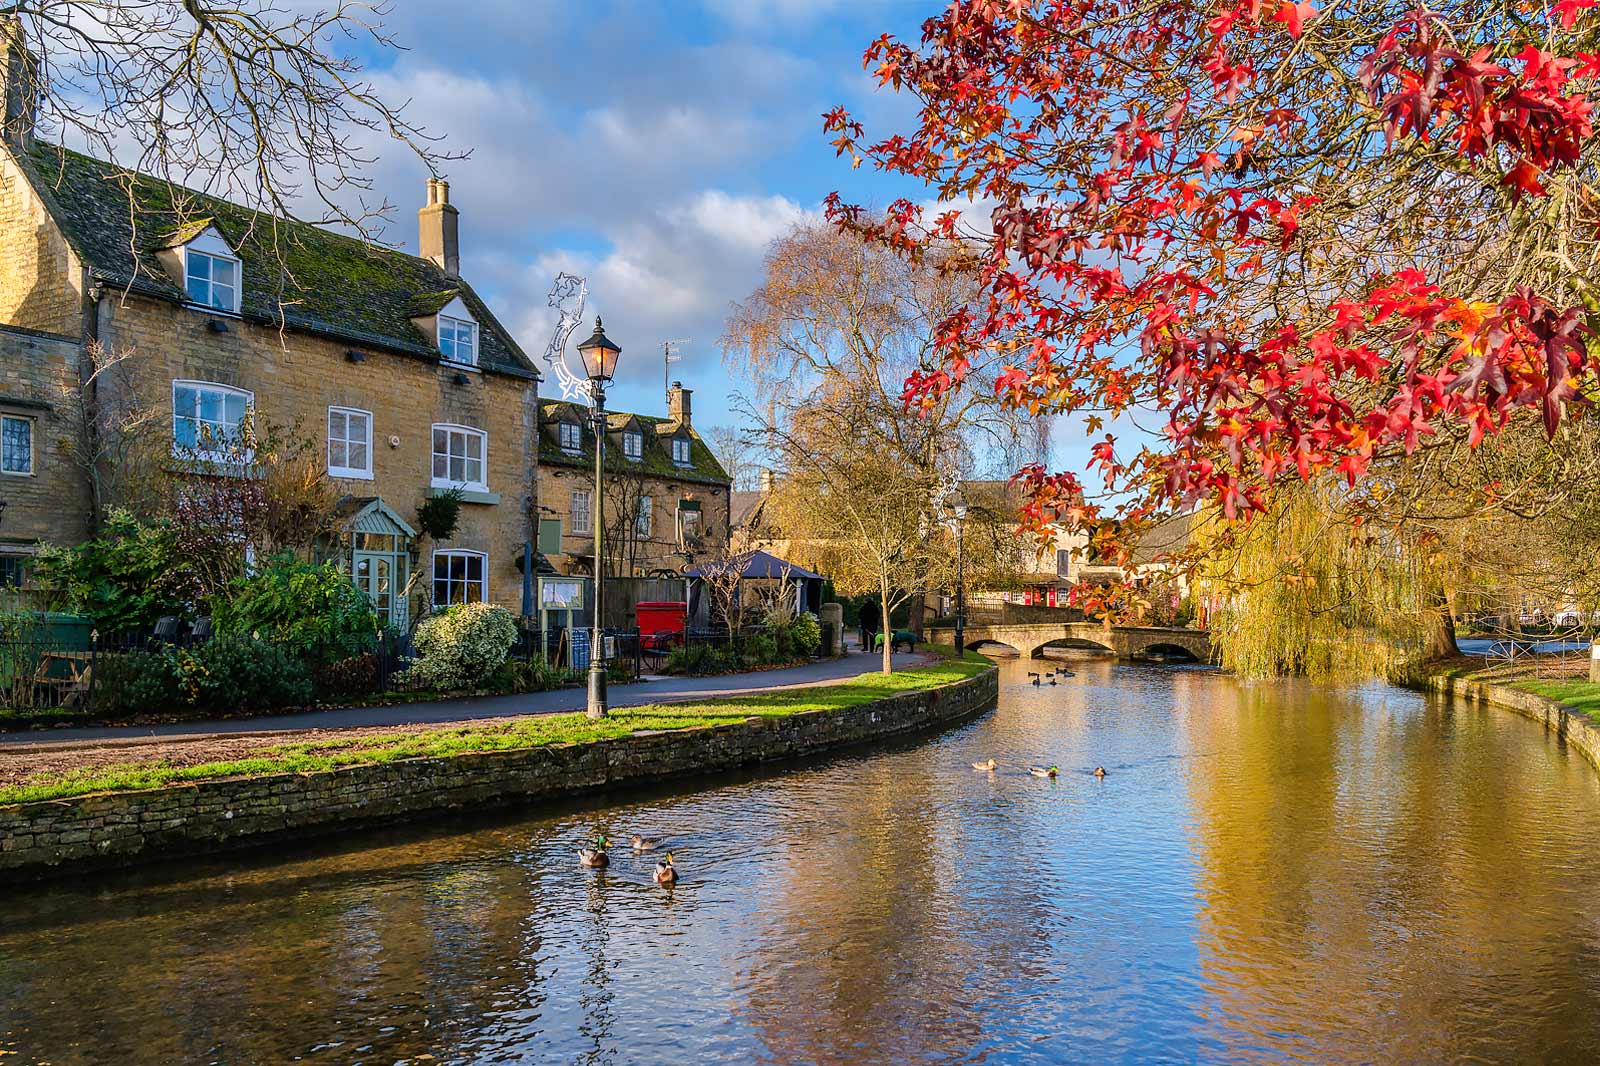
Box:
0;649;934;750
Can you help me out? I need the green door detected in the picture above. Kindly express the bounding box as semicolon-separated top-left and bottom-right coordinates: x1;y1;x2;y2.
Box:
354;549;408;632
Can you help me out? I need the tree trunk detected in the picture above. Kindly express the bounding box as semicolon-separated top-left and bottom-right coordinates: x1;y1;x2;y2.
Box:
1425;583;1460;660
880;573;893;675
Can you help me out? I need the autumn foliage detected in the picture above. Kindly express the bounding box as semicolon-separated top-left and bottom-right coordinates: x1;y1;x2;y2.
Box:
825;1;1600;563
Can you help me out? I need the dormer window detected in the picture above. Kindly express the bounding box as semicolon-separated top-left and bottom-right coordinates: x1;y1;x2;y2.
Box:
671;436;692;466
439;314;478;365
559;421;582;453
622;430;643;461
185;249;240;313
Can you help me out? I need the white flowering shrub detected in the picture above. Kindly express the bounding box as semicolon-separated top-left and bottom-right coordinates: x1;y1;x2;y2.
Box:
406;602;519;691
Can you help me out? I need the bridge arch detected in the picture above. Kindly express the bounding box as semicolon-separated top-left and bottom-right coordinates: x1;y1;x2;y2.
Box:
1033;637;1115;659
968;639;1022;657
1134;641;1201;662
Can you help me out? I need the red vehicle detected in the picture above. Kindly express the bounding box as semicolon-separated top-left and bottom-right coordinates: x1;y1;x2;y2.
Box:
636;601;688;652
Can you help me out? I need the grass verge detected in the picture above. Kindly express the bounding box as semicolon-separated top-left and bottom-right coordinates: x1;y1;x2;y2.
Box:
0;656;990;806
1431;655;1600;724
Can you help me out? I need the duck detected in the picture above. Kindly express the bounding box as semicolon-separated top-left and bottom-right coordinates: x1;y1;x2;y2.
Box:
630;835;660;851
1031;676;1041;686
1029;765;1060;779
1093;766;1108;778
971;759;998;771
579;835;610;868
653;853;679;885
1048;677;1058;686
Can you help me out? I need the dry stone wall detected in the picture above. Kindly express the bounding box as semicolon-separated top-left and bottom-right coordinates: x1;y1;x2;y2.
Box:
0;667;998;883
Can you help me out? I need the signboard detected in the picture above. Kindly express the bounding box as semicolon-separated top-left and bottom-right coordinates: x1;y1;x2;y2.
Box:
541;578;585;610
570;628;590;669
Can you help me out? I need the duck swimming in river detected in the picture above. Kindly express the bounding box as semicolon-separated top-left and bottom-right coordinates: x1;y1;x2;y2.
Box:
630;835;660;851
579;835;610;868
971;759;998;771
1029;766;1059;778
1093;766;1108;778
653;853;679;885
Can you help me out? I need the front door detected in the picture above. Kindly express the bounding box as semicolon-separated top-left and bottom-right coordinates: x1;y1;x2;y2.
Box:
354;550;409;632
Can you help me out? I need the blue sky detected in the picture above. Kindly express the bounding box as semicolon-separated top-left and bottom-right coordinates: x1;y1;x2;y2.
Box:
333;1;1091;471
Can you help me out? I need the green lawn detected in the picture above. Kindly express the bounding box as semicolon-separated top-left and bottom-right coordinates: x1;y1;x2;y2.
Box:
0;654;990;806
1507;679;1600;722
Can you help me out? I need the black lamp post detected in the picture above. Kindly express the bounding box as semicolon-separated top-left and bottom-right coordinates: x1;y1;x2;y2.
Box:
577;317;621;719
946;493;968;656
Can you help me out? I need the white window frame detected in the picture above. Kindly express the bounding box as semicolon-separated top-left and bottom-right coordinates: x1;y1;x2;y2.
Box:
671;436;692;466
1;414;33;476
622;430;643;461
432;548;488;606
438;314;479;367
572;489;592;535
430;423;488;492
182;237;242;315
634;495;653;537
172;380;253;461
559;421;582;454
327;406;374;480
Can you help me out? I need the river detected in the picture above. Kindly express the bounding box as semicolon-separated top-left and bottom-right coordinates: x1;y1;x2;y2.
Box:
5;657;1600;1064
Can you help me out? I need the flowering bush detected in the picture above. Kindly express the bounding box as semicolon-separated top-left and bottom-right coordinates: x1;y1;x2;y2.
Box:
405;603;519;691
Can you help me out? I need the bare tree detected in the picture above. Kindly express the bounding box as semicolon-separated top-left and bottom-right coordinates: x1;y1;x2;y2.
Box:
2;2;457;242
706;423;764;493
53;340;166;525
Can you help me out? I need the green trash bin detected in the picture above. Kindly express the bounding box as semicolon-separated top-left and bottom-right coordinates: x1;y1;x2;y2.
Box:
8;612;95;687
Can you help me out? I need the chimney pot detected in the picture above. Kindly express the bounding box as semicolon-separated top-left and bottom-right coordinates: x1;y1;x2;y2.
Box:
759;469;775;494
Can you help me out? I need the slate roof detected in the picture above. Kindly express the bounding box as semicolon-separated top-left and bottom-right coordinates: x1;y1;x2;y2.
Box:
538;399;730;487
12;143;536;377
684;549;821;582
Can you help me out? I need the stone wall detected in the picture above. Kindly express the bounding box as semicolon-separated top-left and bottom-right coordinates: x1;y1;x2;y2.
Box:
0;666;998;882
97;291;540;614
1426;674;1600;772
0;147;83;337
0;323;92;558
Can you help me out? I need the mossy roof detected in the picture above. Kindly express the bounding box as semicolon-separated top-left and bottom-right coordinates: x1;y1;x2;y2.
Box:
14;143;536;378
538;399;730;487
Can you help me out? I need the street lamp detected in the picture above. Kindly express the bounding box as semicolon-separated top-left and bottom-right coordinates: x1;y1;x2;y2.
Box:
577;317;621;718
946;493;969;657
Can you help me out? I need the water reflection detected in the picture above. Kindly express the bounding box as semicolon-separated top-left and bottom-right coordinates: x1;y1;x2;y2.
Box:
4;661;1600;1063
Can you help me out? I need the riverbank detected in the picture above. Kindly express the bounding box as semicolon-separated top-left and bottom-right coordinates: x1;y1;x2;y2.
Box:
1426;656;1600;772
0;657;997;881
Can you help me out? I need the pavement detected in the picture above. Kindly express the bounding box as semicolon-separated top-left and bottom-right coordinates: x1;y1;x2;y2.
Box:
0;646;935;750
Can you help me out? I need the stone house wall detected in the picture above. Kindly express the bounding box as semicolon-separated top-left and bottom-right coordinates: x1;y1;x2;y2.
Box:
96;291;540;614
538;460;732;576
0;666;999;881
0;323;92;573
0;148;83;337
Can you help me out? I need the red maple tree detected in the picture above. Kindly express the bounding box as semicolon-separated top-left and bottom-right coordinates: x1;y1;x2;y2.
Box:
825;1;1600;574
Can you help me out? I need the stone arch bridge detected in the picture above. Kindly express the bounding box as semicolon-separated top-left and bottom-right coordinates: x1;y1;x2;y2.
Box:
926;622;1212;662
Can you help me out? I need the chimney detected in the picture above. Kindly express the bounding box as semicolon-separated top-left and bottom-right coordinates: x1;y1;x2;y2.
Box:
0;15;38;149
668;380;692;426
418;177;459;277
759;468;775;494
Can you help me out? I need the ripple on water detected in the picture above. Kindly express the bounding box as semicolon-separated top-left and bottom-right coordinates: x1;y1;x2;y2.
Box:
4;659;1600;1064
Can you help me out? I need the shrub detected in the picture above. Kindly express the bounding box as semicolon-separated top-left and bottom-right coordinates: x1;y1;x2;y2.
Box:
213;554;380;661
789;612;822;657
186;638;312;712
92;650;183;717
744;630;779;666
311;652;380;700
664;642;729;676
33;510;193;633
405;603;519;691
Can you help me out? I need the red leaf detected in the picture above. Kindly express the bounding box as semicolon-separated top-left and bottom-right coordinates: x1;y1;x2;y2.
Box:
1273;1;1318;38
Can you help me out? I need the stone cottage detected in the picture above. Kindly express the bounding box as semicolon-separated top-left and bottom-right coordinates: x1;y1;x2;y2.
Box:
0;105;540;624
536;382;731;580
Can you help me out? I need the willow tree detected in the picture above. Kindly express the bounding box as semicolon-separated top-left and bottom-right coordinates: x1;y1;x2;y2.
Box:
724;219;1043;634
